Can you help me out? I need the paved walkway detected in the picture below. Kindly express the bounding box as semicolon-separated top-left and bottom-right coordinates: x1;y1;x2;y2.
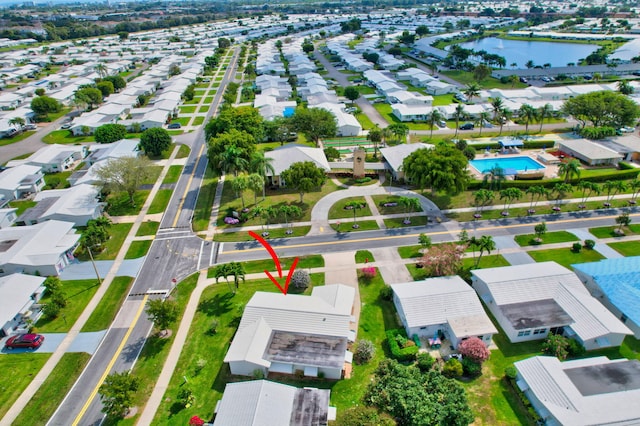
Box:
569;228;623;259
493;235;536;265
60;257;146;280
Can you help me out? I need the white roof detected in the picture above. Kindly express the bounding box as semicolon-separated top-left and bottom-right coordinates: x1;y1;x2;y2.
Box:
392;276;497;337
516;356;640;426
379;142;433;172
0;164;42;191
472;262;631;340
559;138;623;161
32;184;101;220
265;145;330;176
5;144;83;168
87;139;139;163
0;273;45;329
0;220;79;267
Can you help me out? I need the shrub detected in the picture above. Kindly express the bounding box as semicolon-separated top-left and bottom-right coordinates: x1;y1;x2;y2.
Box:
584;239;596;249
458;336;490;363
360;266;376;280
290;269;310;289
567;338;586;357
572;242;582;253
462;358;482;377
379;285;393;301
505;365;518;379
177;387;195;408
415;352;435;372
542;333;569;360
385;329;418;361
442;358;463;378
355;176;372;184
354;339;375;364
580;126;616;140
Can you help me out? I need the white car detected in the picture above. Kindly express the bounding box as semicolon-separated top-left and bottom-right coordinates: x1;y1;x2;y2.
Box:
619;126;635;133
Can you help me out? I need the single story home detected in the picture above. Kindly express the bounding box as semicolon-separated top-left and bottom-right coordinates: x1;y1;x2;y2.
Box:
213;380;335;426
0;208;17;228
379;142;433;181
573;256;640;338
0;220;80;277
392;104;433;122
85;139;140;165
602;134;640;162
0;273;46;337
265;144;331;187
17;184;104;227
0;164;45;201
391;276;497;348
557;139;623;166
424;80;457;95
5;144;87;173
224;284;355;379
515;356;640;425
471;262;631;350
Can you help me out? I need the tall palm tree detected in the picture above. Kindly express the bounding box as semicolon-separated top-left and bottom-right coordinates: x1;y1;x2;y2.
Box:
518;104;537;135
538;103;553;133
95;63;108;78
453;103;465;137
557;159;581;183
388;123;409;144
231;175;248;208
476;111;490;136
526;185;548;212
217;145;249;176
490;97;504;121
498;107;512;135
629;179;640;204
345;200;362;227
279;204;302;234
463;83;481;104
474;235;496;268
367;125;383;158
482;166;506;191
499;187;522;214
551;183;573;208
248;151;274;199
473;189;495;213
399;196;421;223
427;109;444;139
247;173;264;205
381;126;393;147
602;180;627;205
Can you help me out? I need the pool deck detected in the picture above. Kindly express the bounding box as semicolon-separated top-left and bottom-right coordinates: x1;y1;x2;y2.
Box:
470;149;560;179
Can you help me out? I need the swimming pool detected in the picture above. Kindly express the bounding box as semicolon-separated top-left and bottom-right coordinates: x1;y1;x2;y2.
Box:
469;156;545;175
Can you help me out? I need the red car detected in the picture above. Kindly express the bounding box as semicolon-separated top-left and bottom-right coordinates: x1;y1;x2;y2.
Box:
4;334;45;349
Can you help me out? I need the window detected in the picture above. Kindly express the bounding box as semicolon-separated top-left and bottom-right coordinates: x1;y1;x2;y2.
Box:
533;328;547;335
621;314;628;324
517;330;531;337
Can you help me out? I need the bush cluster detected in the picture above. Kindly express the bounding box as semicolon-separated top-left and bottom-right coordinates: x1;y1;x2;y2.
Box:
386;329;418;361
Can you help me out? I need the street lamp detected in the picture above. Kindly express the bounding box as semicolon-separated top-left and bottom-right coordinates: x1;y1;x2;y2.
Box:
86;245;102;286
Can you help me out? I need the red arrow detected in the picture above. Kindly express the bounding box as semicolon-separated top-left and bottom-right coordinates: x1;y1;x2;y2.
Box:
249;231;299;295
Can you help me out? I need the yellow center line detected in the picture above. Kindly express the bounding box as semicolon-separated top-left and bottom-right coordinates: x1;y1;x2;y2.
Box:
172;144;206;228
223;212;640;254
71;294;149;426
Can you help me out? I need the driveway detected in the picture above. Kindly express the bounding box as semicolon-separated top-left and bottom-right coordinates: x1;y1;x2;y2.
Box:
60;257;146;280
1;331;107;355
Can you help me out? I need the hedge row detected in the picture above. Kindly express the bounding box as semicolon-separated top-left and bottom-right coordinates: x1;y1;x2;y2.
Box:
386;329;419;361
467;169;640;190
470;140;556;151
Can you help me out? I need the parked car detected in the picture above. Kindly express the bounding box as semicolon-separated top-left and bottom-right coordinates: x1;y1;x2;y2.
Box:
519;77;528;84
459;123;474;130
437;120;447;128
24;123;37;130
481;120;494;128
167;123;181;129
454;93;468;103
619;126;635;133
4;333;45;349
541;76;551;82
445;353;462;361
61;123;71;129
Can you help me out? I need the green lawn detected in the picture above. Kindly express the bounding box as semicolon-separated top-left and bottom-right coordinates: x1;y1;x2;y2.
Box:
0;354;50;419
137;221;159;236
528;247;605;269
42;130;95;145
179;105;197;114
148;189;173;214
8;200;36;216
370;194;424;215
12;353;91;426
607;240;640;256
354;111;376;130
398;244;424;259
192;116;205;126
44;170;73;189
432;94;455;106
334;219;379;233
514;231;579;247
0;130;36;147
355;250;374;263
125;240;152;259
209;254;324;277
82;277;134;332
463;254;510;270
204;96;214;103
171;117;191;126
75;223;132;262
35;279;101;333
193;166;217;232
176;144;190;159
198;105;210;113
105;190;151;216
213;226;311;242
162;165;183;184
328;196;371;220
589;224;640;238
441;70;528;89
383;216;429;228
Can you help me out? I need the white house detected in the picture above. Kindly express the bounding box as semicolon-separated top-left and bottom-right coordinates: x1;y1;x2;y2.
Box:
85;138;140;165
379;142;433;181
0;220;80;276
5;144;87;173
265;144;331;187
0;164;45;201
557;139;623;166
224;284;355;379
391;276;497;348
515;356;640;426
471;262;631;350
424;80;457;95
0;208;17;228
17;184;104;227
0;273;46;337
392;104;433;122
213;381;335;426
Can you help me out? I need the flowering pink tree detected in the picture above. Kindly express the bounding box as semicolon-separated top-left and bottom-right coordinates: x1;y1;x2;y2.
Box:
458;337;490;363
418;243;465;277
189;416;205;426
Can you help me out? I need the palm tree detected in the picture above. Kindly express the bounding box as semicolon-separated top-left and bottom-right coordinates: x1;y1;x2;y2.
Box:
388;123;409;144
345;200;362;228
8;117;25;132
618;80;634;95
279;204;302;234
602;180;627;206
482;166;506;191
231;175;248;208
498;108;512;135
453;103;465;137
95;63;108;78
399;196;421;224
557;159;581;183
213;262;244;293
510;62;517;69
525;60;535;69
367;125;383;158
490;97;504;121
629;179;640;204
473;189;495;214
381;126;393;147
577;181;600;208
526;185;548;213
217;145;249;177
592;72;602;83
463;83;481;103
537;103;553;133
262;206;278;232
477;111;490;136
499;187;522;215
427;109;444;139
551;183;572;209
247;173;264;206
508;75;519;88
518;104;537;135
248;151;274;200
474;235;496;268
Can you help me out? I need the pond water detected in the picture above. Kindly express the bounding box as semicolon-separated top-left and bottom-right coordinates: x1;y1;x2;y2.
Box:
458;37;599;68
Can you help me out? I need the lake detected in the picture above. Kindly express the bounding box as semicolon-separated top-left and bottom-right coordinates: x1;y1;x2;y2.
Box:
458;37;599;68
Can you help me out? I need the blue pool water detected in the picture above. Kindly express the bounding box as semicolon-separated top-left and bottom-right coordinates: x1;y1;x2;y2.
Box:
283;106;295;117
469;156;545;174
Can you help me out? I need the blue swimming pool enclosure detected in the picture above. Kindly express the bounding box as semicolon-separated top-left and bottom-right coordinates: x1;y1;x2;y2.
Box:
469;156;545;175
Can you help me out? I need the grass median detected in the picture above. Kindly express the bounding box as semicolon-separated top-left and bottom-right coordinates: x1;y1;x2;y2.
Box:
82;277;135;332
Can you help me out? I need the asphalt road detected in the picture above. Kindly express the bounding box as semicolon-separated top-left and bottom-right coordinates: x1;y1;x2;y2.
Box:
47;49;239;426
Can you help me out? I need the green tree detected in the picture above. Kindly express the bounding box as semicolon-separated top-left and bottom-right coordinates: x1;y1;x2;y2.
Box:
30;95;61;120
416;25;430;37
80;217;112;252
402;144;470;195
453;103;465;137
473;235;496;268
418;233;432;249
344;86;360;105
95;156;153;206
324;147;340;161
473;189;495;213
477;111;490;136
499;187;522;214
518;103;537;135
387;123;409;143
279;204;302;233
482;166;505;191
99;371;139;419
562;90;640;128
204;106;264;142
366;126;383;158
145;298;179;333
558;159;581;183
399;196;421;223
291;107;337;147
103;75;126;92
94;123;126;144
75;87;103;110
212;262;245;294
542;334;569;360
427;109;444;139
577;181;600;207
248;151;274;200
534;221;547;242
473;64;491;82
140;127;172;157
95;63;108;78
35;88;45;96
9;117;25;130
603;180;627;204
490;97;504;121
246;173;264;206
281;161;326;203
551;183;573;208
231;175;248;208
345;200;363;227
618;80;634;95
526;185;548;212
96;80;115;98
616;211;631;234
463;83;481;103
207;129;256;176
538;103;553;132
